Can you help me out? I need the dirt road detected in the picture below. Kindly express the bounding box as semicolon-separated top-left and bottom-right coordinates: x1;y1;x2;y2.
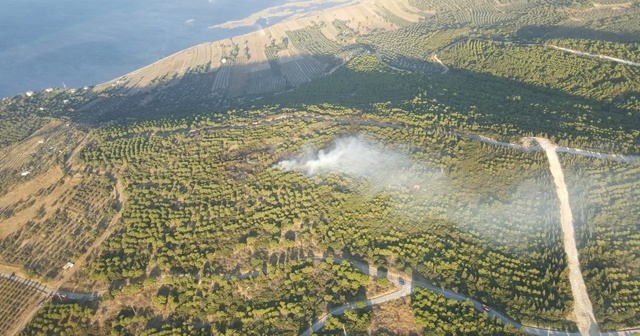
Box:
535;138;599;336
432;54;449;73
549;45;640;67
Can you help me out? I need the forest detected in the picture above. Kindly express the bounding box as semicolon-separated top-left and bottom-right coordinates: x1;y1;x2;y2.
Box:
1;0;640;334
3;52;639;336
16;95;640;333
70;96;634;331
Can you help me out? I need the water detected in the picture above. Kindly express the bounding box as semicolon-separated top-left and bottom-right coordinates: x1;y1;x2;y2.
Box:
0;0;346;97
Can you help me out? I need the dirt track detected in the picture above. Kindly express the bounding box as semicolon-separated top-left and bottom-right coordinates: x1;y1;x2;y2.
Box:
549;45;640;67
432;54;449;73
535;138;599;336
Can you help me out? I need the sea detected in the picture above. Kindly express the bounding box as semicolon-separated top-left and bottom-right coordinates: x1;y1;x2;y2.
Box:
0;0;347;97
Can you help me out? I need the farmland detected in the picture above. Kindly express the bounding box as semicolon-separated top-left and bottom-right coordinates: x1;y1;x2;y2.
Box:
0;277;48;336
85;0;427;119
52;0;639;125
0;174;116;279
54;108;570;331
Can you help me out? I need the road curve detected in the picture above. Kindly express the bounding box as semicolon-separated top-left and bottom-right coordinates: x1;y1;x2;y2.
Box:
432;54;449;74
300;256;412;336
299;255;640;336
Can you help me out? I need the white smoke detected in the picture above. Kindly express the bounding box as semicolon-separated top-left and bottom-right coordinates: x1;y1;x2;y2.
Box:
277;136;422;188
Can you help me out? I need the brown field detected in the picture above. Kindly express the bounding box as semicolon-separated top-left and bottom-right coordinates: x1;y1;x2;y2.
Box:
93;0;427;103
0;167;77;240
368;296;422;335
0;121;80;180
0;121;122;284
0;172;116;280
0;122;86;241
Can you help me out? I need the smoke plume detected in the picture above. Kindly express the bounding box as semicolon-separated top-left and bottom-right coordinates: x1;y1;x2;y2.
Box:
277;136;421;188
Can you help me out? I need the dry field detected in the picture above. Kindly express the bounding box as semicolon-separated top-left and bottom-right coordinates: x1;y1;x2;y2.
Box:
368;296;422;335
93;0;428;102
0;121;120;281
0;122;124;334
0;121;83;198
0;171;116;280
0;122;88;243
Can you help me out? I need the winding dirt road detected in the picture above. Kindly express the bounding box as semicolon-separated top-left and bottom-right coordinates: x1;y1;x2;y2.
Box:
432;54;449;74
299;258;640;336
4;253;639;336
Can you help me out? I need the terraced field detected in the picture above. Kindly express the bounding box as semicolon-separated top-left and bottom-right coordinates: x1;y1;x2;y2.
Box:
0;173;116;279
88;0;427;115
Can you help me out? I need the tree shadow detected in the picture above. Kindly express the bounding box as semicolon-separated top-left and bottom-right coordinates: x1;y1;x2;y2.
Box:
6;40;640;155
515;25;640;43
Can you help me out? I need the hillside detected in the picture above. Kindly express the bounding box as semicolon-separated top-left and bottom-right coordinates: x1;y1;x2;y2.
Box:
1;0;640;335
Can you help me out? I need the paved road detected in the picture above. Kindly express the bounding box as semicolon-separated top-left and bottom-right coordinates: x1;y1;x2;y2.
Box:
3;257;639;336
298;259;640;336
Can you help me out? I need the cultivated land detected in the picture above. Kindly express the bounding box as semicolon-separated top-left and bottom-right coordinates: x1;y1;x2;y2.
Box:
0;277;48;336
1;0;640;334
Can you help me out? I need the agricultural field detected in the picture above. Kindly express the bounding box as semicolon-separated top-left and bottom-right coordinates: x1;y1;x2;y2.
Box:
0;173;116;279
0;89;91;148
22;303;95;336
0;103;122;284
0;121;83;201
437;40;640;127
0;277;48;336
50;80;638;332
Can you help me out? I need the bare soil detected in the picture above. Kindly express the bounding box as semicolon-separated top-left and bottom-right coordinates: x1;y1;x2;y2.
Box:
535;138;599;336
368;296;422;336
